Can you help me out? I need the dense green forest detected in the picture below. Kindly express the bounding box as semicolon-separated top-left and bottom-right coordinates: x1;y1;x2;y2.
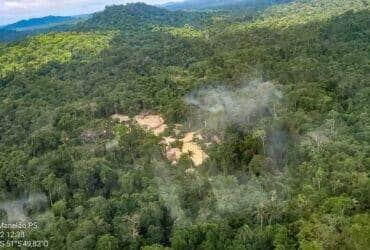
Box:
0;15;91;43
163;0;291;11
3;16;78;31
0;0;369;249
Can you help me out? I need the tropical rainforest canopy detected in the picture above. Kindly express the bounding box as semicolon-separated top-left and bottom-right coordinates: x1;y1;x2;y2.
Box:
0;0;369;249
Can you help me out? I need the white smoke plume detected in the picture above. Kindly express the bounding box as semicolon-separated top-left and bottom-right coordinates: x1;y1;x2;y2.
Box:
0;193;47;223
156;80;285;225
208;175;268;216
184;80;282;133
154;163;189;226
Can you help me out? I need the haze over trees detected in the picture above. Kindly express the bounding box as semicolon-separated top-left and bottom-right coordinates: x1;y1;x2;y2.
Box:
163;0;291;10
0;0;369;249
0;15;90;42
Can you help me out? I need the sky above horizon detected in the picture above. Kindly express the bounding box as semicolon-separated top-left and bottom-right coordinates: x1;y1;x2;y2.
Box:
0;0;183;25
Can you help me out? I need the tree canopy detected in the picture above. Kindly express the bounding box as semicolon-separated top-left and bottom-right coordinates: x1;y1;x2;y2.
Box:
0;0;369;249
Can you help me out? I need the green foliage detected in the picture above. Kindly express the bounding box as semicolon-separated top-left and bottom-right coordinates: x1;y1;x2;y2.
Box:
0;31;113;77
96;234;119;250
154;24;203;39
52;199;67;217
0;1;369;249
114;124;128;140
79;3;213;31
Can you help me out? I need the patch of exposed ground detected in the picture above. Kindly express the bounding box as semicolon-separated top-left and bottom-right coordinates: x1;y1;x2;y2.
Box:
181;140;209;166
110;113;210;166
134;114;167;136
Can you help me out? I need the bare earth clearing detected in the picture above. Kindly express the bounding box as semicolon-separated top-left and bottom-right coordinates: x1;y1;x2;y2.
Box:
111;113;209;166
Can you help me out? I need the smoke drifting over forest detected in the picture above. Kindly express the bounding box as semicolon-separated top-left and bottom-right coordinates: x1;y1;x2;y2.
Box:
155;164;280;226
1;0;368;248
185;81;282;132
0;193;47;223
152;81;285;225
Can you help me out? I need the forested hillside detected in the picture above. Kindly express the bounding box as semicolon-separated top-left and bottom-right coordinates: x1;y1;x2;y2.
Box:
0;15;90;43
0;0;369;249
3;16;76;31
163;0;291;10
79;3;212;30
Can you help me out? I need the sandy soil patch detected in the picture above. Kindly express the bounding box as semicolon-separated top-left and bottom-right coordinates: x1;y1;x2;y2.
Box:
182;132;203;143
166;148;182;165
162;136;176;148
161;132;209;166
181;141;209;166
134;114;168;136
111;113;209;166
